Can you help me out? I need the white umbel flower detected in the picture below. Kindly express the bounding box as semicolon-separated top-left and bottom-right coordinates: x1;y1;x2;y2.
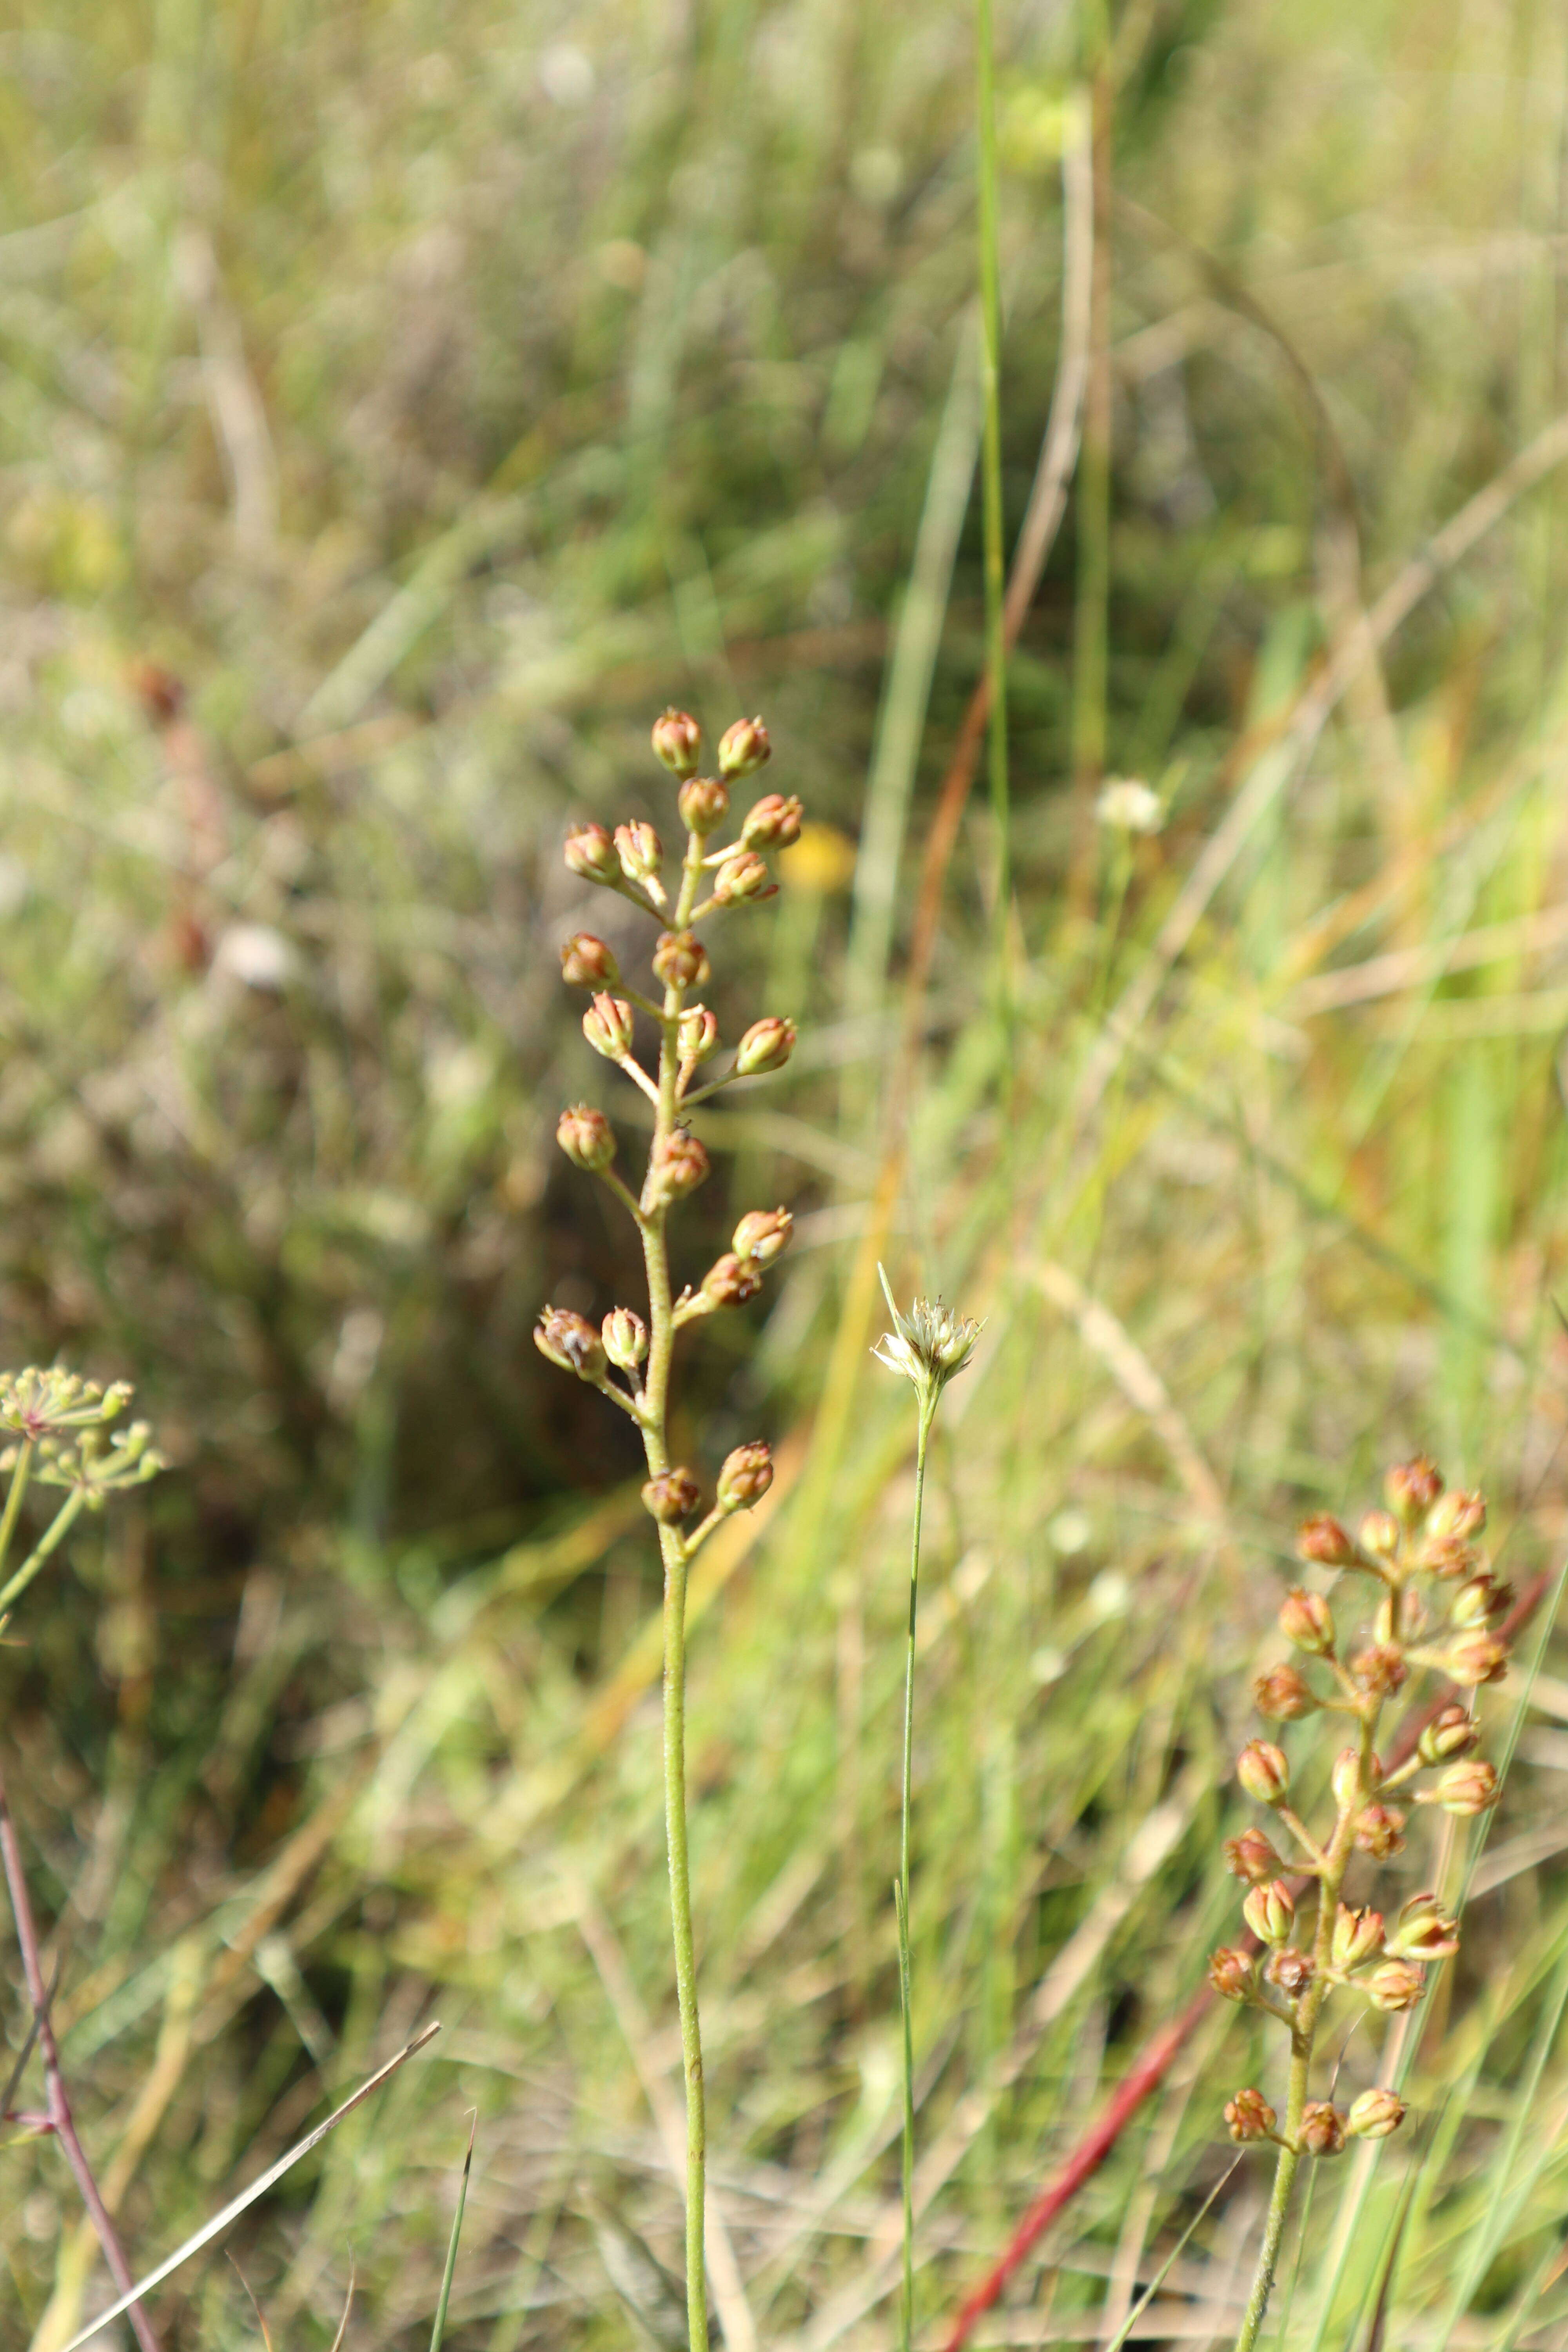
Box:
871;1267;982;1404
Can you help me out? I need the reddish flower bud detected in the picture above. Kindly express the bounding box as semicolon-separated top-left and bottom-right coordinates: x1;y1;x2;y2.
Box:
1299;2101;1347;2157
615;820;664;884
1347;2087;1406;2141
1209;1947;1255;2002
1254;1664;1318;1720
1280;1587;1336;1655
1225;2088;1277;2144
1421;1534;1482;1581
557;1103;615;1171
739;790;802;849
679;775;729;835
1452;1573;1513;1629
1331;1904;1385;1971
583;993;637;1060
735;1015;796;1076
718;716;772;778
564;820;621;884
717;1439;773;1512
1352;1643;1408;1698
559;932;620;988
733;1207;793;1266
653;929;710;989
713;849;773;905
643;1468;701;1524
534;1306;606;1382
1359;1508;1401;1561
679;1004;720;1064
1426;1488;1486;1543
1265;1947;1315;2000
1366;1958;1425;2013
1237;1739;1290;1804
1243;1878;1296;1945
645;1129;710;1209
1417;1704;1479;1766
601;1308;648;1370
1223;1827;1283;1883
1354;1804;1407;1860
1385;1455;1443;1526
652;708;703;777
702;1252;764;1308
1389;1893;1460;1962
1431;1758;1498;1816
1445;1630;1508;1687
1297;1512;1355;1566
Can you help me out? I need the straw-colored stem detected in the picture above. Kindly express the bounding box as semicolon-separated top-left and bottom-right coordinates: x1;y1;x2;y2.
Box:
897;1393;936;2352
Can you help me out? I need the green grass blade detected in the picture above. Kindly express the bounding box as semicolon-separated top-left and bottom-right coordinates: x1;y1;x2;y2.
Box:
430;2111;478;2352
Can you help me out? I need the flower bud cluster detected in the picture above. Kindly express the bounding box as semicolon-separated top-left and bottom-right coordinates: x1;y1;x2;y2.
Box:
1215;1456;1511;2162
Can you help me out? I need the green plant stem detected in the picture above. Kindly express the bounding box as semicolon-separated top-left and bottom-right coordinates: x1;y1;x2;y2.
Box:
0;1486;87;1621
0;1440;35;1581
897;1392;936;2352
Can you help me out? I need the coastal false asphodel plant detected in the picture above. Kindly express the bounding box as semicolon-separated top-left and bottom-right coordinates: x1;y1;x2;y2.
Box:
1214;1457;1509;2352
535;709;801;2352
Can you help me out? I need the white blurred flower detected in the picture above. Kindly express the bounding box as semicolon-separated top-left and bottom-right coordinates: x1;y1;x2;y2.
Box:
212;923;297;991
1094;778;1163;835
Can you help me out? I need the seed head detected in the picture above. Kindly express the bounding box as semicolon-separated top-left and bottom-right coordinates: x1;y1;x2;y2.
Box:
1265;1947;1315;2000
652;708;704;777
1445;1630;1509;1687
1418;1704;1479;1766
559;933;620;989
739;791;802;850
534;1307;606;1383
1297;1513;1355;1567
653;929;710;990
1254;1664;1318;1720
564;821;621;884
1359;1508;1401;1562
1385;1455;1443;1526
1421;1533;1482;1581
717;1440;773;1512
615;820;664;884
557;1104;616;1171
1352;1643;1408;1698
679;775;730;835
1431;1758;1498;1816
718;717;772;778
643;1468;701;1524
735;1016;796;1076
1331;1904;1385;1971
1347;2087;1406;2141
583;994;637;1060
1280;1587;1336;1655
702;1252;764;1308
645;1129;710;1209
1426;1488;1486;1543
679;1005;720;1064
713;849;773;905
1225;2088;1276;2144
733;1207;792;1267
1452;1573;1513;1629
1236;1739;1290;1805
1299;2102;1347;2157
1209;1947;1254;2002
1223;1827;1283;1883
1243;1879;1296;1945
1389;1893;1460;1962
872;1272;982;1406
1366;1958;1425;2013
602;1308;649;1370
1354;1804;1407;1860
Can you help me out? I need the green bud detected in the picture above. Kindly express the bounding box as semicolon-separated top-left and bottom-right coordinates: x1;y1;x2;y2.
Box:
651;708;703;777
583;994;637;1059
564;821;620;884
734;1016;796;1076
557;1104;615;1171
601;1308;648;1370
718;716;771;777
717;1440;773;1512
678;775;729;835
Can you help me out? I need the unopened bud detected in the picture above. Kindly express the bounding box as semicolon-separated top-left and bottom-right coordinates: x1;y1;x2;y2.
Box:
739;790;802;849
583;994;637;1060
1452;1573;1513;1629
1427;1488;1486;1543
1352;1643;1408;1698
564;820;621;883
1366;1958;1425;2013
534;1306;606;1382
1445;1630;1508;1687
1299;2102;1347;2157
653;929;710;989
1417;1704;1478;1766
1354;1804;1406;1860
1237;1739;1290;1804
1254;1664;1317;1720
735;1016;796;1076
1422;1534;1482;1581
1265;1947;1314;2000
713;849;773;904
1209;1947;1254;2002
1331;1747;1365;1809
717;1439;773;1512
1225;2088;1276;2144
1280;1587;1336;1655
679;775;729;835
645;1129;710;1208
557;1103;615;1171
1332;1904;1385;1971
643;1468;701;1524
1223;1828;1283;1883
719;716;772;778
1431;1758;1498;1816
733;1207;793;1266
602;1308;648;1370
1297;1513;1355;1566
1389;1893;1460;1962
679;1004;720;1064
652;708;703;777
1347;2087;1406;2141
1243;1879;1296;1945
1359;1509;1401;1561
702;1252;764;1308
615;820;664;884
560;932;620;989
1385;1455;1443;1526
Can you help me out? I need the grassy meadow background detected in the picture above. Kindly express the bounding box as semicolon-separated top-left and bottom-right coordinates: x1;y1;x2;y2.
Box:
6;0;1568;2343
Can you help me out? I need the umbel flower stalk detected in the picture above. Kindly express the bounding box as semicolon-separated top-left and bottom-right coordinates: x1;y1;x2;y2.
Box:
1216;1459;1508;2352
873;1273;982;2352
540;710;800;2352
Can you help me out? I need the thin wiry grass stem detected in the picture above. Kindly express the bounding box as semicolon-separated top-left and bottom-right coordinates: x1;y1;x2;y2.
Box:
897;1394;936;2352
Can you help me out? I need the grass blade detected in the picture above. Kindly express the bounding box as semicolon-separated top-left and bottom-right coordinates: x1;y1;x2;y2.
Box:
1099;2157;1243;2352
429;2112;477;2352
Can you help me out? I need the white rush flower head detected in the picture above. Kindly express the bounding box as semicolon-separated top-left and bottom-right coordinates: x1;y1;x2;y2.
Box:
1094;777;1163;835
871;1267;983;1404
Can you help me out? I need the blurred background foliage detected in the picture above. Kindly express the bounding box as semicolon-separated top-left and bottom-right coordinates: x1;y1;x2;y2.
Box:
7;0;1568;2343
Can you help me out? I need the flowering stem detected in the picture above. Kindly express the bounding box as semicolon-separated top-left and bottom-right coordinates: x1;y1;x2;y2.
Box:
897;1391;937;2352
0;1487;86;1622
